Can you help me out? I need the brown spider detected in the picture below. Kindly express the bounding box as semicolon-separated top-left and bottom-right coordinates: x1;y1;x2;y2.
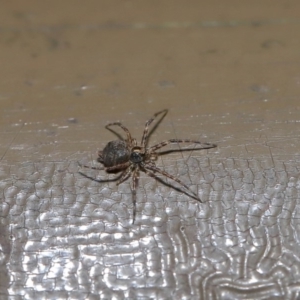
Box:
79;109;216;223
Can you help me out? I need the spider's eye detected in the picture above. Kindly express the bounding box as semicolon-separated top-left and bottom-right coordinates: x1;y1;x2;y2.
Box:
130;151;143;163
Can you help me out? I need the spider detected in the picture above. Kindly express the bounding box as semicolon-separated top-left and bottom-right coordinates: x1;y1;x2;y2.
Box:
79;109;216;223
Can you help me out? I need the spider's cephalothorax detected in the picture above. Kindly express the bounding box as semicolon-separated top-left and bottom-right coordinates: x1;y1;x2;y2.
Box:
130;149;144;164
79;109;217;224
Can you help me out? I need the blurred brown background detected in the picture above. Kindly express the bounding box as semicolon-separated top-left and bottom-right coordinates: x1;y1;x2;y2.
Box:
1;1;300;162
1;1;300;299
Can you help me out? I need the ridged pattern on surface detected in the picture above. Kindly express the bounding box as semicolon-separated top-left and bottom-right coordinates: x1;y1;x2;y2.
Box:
1;157;300;299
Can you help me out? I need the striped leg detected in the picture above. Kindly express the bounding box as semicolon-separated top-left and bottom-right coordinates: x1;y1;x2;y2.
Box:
141;109;168;147
149;139;217;152
116;166;133;185
106;122;133;144
142;163;202;202
131;168;140;224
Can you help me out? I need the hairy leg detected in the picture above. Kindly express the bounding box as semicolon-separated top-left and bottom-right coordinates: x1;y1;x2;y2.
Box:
149;139;217;152
141;109;168;148
131;168;140;224
106;122;133;144
116;166;133;185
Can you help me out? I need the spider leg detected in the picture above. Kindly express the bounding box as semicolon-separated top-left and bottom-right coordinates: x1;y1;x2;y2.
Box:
149;139;217;152
131;168;140;224
141;163;202;202
106;122;133;144
132;138;138;147
141;109;168;148
116;166;133;185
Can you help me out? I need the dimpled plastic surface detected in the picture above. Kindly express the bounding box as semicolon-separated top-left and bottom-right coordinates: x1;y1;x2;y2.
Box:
1;154;300;299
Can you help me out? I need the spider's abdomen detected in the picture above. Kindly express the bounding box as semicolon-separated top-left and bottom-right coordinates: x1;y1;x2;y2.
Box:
101;140;130;167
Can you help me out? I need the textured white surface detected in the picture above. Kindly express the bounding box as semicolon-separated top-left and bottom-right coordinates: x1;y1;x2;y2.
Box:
1;153;300;299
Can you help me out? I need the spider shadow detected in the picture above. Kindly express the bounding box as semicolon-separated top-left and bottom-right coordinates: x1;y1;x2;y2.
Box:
78;170;124;183
141;169;201;202
79;167;201;203
158;145;216;156
149;146;217;202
